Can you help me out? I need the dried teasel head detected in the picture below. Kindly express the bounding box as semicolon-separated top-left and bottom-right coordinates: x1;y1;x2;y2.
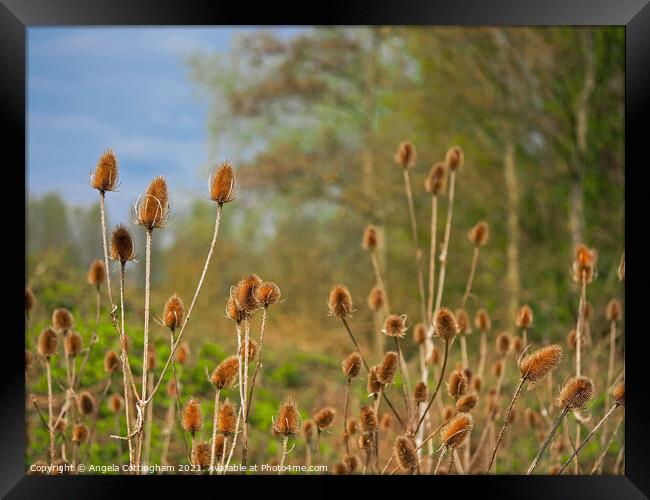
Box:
573;244;598;284
239;339;258;364
166;379;177;398
213;434;225;461
347;419;358;436
25;287;35;314
440;412;474;449
342;352;363;379
445;146;464;172
52;308;73;333
359;406;378;434
425;162;447;195
566;329;579;350
382;314;408;338
367;365;383;394
328;284;353;319
378;352;399;385
557;376;594;410
175;342;190;365
435;308;458;341
380;413;393;431
193;441;211;469
463;367;473;386
343;454;359;473
519;344;563;384
447;368;468;400
91;149;119;192
395;435;418;471
468;221;489;247
87;259;105;287
136;176;169;229
413;323;427;345
182;397;202;435
274;396;301;436
472;376;482;393
413;381;429;403
211;355;240;390
110;224;136;262
233;274;262;315
511;335;524;353
109;393;123;413
515;304;533;328
394;140;417;169
474;308;491;332
163;294;185;330
367;286;385;313
209;161;236;204
427;345;441;365
357;433;373;452
606;299;622;322
257;281;281;307
612;382;625;407
78;391;96;416
314;407;336;430
64;331;82;357
362;224;378;251
38;328;58;358
492;359;504;377
72;424;89;444
495;331;511;356
456;393;478;413
225;296;246;323
455;309;471;335
302;419;315;442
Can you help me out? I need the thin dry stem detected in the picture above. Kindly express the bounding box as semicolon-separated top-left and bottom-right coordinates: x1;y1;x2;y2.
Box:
487;377;526;473
434;170;457;315
527;407;569;475
414;339;449;435
210;389;221;474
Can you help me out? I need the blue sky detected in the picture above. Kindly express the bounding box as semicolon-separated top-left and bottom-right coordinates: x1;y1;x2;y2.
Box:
27;27;301;223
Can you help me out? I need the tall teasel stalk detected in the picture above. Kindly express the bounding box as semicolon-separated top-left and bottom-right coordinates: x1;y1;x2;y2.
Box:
462;221;489;308
37;328;58;464
382;314;413;421
313;407;336;464
273;397;301;474
341;353;363;453
601;299;622;450
474;308;491;384
181;397;202;467
433;412;474;475
363;225;391;319
486;344;563;473
515;304;533;349
209;355;239;473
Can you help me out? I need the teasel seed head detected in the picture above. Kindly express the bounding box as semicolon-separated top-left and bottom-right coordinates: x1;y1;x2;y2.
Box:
91;149;119;192
380;413;393;431
209;161;236;204
474;308;491;331
413;381;429;403
445;146;464;171
342;352;363;379
367;365;383;394
25;287;35;314
274;396;301;436
359;406;378;434
54;419;67;434
455;309;471;335
357;433;373;452
456;393;478;412
425;162;447;195
492;359;504;377
109;393;123;413
447;368;468;400
472;376;482;392
343;454;359;473
192;441;211;469
413;323;427;345
519;344;563;384
367;286;385;313
72;424;89;444
515;304;533;328
239;339;258;364
395;435;418;471
225;296;246;323
394;140;417;169
314;406;336;430
52;308;73;334
566;329;580;350
382;314;409;338
166;378;177;397
257;281;281;307
182;397;202;435
573;244;598;284
332;463;348;475
233;274;262;315
213;434;225;461
64;331;82;357
136;176;169;229
435;307;458;341
440;412;474;449
87;259;105;287
427;345;441;365
78;391;96;416
362;224;378;251
347;419;358;435
328;284;354;319
495;331;511;356
606;299;622;322
378;351;399;385
612;382;625;407
163;294;185;330
37;328;58;358
110;224;136;262
468;221;489;247
211;355;240;390
302;419;315;442
511;335;524;353
557;376;594;410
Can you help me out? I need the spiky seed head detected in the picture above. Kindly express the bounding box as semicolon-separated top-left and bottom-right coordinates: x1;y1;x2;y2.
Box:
233;274;262;314
347;419;358;435
367;286;385;312
213;434;225;461
573;244;598;283
110;224;136;262
557;376;594;410
274;396;301;436
342;352;363;379
225;296;246;323
435;308;458;341
332;463;348;475
382;314;408;338
427;345;441;365
612;382;625;407
87;259;105;287
618;252;625;281
211;355;240;389
357;433;373;452
182;397;202;435
519;344;563;384
456;393;478;412
394;140;416;168
257;281;281;306
380;413;393;431
515;304;533;328
25;287;35;314
474;308;491;331
359;406;378;434
163;294;185;330
78;391;95;416
425;162;447;195
492;359;504;377
38;328;58;358
496;331;511;356
52;308;73;333
456;309;471;335
54;419;67;434
441;412;474;449
445;146;464;171
395;435;418;471
606;299;622;322
64;331;82;357
378;351;399;385
362;225;378;251
328;284;353;319
413;323;427;345
218;399;237;436
343;454;359;473
209;161;235;203
447;368;468;400
468;221;489;246
109;394;123;413
414;381;429;403
72;424;89;444
472;376;482;393
302;420;315;442
91;149;119;192
367;366;383;394
314;407;336;430
192;441;211;469
137;176;169;229
239;339;258;364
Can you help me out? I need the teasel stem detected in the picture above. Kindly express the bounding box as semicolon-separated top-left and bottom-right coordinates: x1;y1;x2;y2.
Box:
478;331;488;381
382;416;447;475
99;191;117;327
559;403;621;474
45;359;55;465
487;377;527;473
82;373;114;464
370;252;391;316
343;378;351;454
30;395;50;431
241;319;251;470
602;319;617;446
460;336;469;370
591;413;623;474
170;331;190;460
219;436;228;472
427;195;438;324
434;170;457;316
414;339;449;436
246;306;268;418
393;337;412;422
160;398;175;466
278;435;289;475
527;406;569;475
114;412;123;458
576;276;587;377
118;261;135;466
461;247;480;308
434;446;447;475
613;444;624;474
209;388;221;474
143;371;154;466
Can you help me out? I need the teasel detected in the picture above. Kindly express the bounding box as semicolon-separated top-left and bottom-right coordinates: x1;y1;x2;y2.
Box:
382;314;413;420
603;298;622;444
527;375;594;475
447;368;468;401
273;396;301;474
455;308;472;370
314;406;336;464
38;327;58;464
209;355;239;473
425;162;446;323
435;412;473;475
302;419;315;467
473;307;491;384
486;344;563;473
341;352;362;453
71;423;89;469
515;304;533;348
362;225;391;319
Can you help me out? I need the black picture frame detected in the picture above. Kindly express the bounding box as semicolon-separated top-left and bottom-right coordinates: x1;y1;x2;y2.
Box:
4;1;648;497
